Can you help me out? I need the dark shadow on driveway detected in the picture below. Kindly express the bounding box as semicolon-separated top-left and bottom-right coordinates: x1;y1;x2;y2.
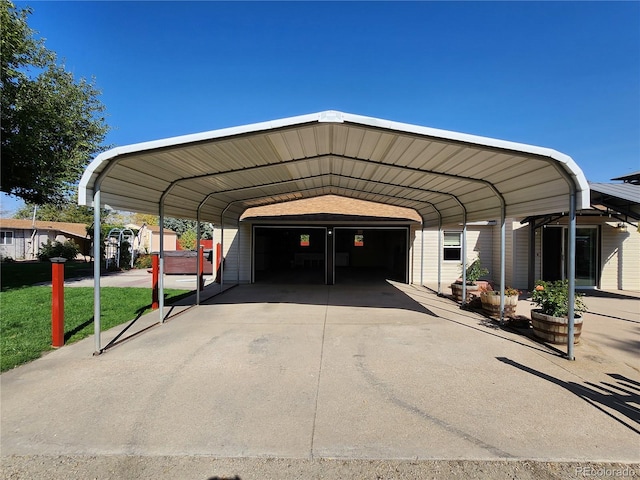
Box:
202;281;439;317
497;357;640;435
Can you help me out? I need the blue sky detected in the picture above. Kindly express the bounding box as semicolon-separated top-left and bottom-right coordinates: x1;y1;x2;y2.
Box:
2;1;639;215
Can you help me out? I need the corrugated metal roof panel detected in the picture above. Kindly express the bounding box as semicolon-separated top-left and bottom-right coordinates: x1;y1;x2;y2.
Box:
590;182;640;203
78;111;590;227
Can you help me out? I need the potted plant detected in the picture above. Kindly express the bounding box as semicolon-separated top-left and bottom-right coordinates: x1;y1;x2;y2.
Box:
530;280;587;344
450;258;489;302
480;286;521;317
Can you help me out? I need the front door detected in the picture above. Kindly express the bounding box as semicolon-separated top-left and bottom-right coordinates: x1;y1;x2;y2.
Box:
542;225;598;287
542;227;564;281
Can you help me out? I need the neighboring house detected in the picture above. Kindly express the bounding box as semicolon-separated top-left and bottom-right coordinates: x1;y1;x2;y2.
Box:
126;224;178;253
0;219;91;260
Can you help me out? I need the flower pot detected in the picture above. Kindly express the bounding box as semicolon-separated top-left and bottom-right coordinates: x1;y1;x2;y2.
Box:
530;309;583;344
450;283;478;302
481;293;518;317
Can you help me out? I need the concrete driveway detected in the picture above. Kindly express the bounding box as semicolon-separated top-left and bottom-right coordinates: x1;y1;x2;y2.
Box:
1;281;638;473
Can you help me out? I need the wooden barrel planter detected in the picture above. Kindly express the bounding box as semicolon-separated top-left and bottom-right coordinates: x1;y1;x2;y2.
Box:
480;293;518;317
450;283;479;302
530;309;583;344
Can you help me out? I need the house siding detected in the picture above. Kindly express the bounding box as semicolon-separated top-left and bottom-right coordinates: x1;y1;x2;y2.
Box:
489;219;530;290
416;225;492;287
213;224;252;284
513;221;530;289
601;222;639;290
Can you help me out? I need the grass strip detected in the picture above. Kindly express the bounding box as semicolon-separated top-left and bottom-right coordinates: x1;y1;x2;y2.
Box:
1;261;95;291
0;286;190;372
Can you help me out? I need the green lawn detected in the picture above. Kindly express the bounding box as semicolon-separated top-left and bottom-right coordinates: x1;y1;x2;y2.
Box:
0;261;191;372
0;286;191;372
0;260;95;291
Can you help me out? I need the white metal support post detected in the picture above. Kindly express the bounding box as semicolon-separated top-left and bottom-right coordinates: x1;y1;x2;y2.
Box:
461;220;467;305
196;211;201;306
159;202;165;323
499;207;506;324
567;190;577;360
437;217;442;295
420;224;424;287
93;188;101;354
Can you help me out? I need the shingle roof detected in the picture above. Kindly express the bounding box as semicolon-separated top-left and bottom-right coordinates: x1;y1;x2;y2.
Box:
0;219;89;238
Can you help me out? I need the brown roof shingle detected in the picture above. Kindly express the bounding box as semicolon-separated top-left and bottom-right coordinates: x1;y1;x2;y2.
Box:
0;219;89;238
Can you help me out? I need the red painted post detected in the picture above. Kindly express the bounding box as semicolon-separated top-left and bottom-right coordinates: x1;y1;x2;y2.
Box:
215;242;222;283
198;245;204;291
50;257;66;348
152;253;159;310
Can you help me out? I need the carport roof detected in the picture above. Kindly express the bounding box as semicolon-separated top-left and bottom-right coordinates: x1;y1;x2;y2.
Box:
78;111;590;227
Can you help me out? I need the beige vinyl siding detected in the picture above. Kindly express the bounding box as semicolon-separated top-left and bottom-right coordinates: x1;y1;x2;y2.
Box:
601;221;639;290
417;225;492;286
239;222;252;283
492;220;529;290
512;221;530;289
409;225;418;284
213;223;252;284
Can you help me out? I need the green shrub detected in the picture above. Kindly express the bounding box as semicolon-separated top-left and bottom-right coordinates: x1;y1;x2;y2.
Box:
178;229;197;250
531;280;587;317
37;239;80;261
119;240;132;270
134;253;153;269
464;258;489;284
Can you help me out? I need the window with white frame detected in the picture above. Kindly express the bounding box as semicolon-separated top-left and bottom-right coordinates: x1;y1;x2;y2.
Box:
0;231;14;245
443;231;461;261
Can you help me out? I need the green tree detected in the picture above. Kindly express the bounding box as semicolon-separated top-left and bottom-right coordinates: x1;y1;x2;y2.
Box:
14;194;97;224
177;229;197;250
132;213;159;226
0;0;109;205
164;217;213;239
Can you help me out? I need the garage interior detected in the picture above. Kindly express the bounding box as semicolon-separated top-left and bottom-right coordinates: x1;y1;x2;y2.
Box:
252;220;409;285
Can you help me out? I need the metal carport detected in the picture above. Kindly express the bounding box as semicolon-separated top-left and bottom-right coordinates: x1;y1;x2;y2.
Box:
78;110;590;359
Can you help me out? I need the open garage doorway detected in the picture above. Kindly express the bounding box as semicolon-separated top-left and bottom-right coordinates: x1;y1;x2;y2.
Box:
334;227;408;284
253;227;327;284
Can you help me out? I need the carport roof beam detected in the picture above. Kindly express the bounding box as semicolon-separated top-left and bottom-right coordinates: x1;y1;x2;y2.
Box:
78;110;590;229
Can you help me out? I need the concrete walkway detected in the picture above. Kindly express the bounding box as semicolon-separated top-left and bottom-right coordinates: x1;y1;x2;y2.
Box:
1;280;638;476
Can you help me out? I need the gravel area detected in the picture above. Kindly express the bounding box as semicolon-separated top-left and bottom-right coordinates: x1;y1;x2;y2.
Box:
2;456;639;480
